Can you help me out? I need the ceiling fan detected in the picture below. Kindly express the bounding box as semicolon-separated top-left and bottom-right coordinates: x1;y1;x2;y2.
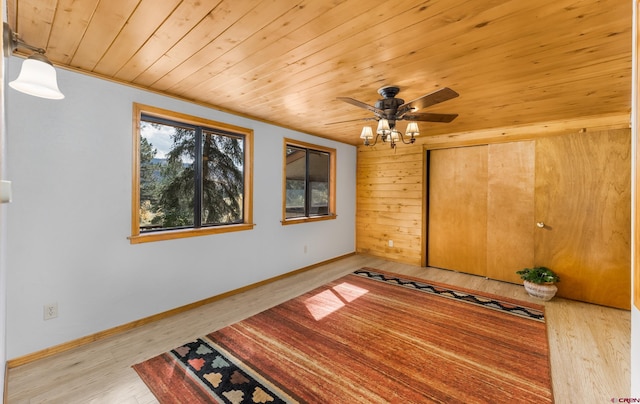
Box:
336;86;459;147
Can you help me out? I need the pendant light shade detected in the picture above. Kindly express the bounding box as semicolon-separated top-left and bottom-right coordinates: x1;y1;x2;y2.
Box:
376;118;391;136
359;120;420;148
360;126;373;140
9;53;64;100
405;122;420;137
360;126;374;146
389;129;400;142
3;22;64;100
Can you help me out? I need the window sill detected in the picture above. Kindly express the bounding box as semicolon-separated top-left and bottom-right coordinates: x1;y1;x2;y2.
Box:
129;223;256;244
281;214;336;226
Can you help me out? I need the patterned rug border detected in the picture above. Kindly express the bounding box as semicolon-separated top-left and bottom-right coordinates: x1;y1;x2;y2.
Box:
170;336;299;403
355;267;546;322
134;267;551;403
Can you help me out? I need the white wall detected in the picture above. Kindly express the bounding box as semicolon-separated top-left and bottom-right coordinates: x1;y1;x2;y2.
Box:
3;57;356;359
0;51;7;403
633;309;639;396
1;1;6;398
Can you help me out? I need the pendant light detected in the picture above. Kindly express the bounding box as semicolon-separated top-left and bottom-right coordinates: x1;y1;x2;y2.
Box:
3;23;64;100
360;119;420;148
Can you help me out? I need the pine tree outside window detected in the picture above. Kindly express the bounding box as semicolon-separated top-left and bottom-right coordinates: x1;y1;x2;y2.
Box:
131;104;254;243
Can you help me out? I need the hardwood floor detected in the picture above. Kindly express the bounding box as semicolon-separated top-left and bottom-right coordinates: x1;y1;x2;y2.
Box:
5;254;630;403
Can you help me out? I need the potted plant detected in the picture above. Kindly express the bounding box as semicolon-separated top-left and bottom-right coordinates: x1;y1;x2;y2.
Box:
516;266;560;301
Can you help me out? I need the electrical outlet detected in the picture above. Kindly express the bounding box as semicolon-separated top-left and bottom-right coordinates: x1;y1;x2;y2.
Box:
304;245;308;253
388;240;394;247
44;303;58;320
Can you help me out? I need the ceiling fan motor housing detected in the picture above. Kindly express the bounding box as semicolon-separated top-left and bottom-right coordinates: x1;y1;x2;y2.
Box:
375;86;404;124
375;97;404;111
377;86;400;98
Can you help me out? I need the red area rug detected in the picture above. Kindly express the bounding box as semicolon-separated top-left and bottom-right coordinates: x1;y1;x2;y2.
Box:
133;268;553;403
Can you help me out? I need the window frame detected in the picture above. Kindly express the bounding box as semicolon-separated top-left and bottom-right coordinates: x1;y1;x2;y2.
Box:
130;103;254;244
282;138;336;225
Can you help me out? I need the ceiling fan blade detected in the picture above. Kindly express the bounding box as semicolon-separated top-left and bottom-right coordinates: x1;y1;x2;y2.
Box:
337;97;384;115
325;117;378;125
401;112;458;123
397;87;459;116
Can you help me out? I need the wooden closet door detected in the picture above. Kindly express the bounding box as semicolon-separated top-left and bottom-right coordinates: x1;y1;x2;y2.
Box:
428;143;535;282
486;141;536;283
428;146;488;276
535;129;631;309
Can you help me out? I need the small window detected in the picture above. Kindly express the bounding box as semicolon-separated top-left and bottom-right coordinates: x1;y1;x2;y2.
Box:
282;139;336;224
130;104;254;243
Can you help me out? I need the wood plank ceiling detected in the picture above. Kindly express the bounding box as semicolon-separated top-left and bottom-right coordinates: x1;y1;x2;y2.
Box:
6;0;632;145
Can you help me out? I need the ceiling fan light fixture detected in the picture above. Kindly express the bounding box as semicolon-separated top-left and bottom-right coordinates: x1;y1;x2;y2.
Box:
390;129;400;142
360;126;374;145
360;126;373;139
338;86;458;148
406;122;420;138
376;119;391;136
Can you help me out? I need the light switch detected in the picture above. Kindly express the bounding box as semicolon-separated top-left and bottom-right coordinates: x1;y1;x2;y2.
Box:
1;180;12;203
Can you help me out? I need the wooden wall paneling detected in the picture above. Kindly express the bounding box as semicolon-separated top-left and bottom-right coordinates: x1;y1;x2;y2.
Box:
356;145;424;266
534;129;631;309
486;141;536;283
427;146;488;276
420;114;630;151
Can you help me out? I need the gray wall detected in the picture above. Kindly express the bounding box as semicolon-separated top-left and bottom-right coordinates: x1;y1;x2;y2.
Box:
4;57;356;359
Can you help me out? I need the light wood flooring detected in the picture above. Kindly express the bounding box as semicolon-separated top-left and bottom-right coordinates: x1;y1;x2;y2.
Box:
5;254;630;403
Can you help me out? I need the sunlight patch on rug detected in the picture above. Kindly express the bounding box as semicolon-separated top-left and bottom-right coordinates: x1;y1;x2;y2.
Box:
134;268;552;403
304;282;369;320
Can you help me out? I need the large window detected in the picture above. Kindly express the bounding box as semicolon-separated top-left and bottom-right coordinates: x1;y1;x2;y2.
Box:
130;104;254;243
282;139;336;224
